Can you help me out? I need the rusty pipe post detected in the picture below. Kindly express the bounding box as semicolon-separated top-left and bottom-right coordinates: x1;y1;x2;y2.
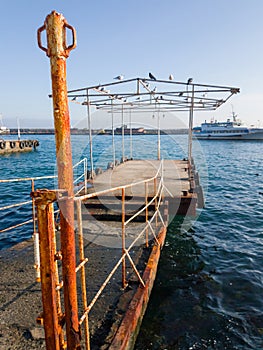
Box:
145;182;149;248
31;179;41;282
122;187;127;288
31;190;63;350
188;84;194;167
37;11;81;349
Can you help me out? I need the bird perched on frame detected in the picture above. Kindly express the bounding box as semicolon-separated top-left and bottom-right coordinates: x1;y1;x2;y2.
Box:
114;75;124;80
149;72;157;80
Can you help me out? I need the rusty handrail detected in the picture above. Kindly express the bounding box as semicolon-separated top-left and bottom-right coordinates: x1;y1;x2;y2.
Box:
0;175;56;183
0;157;87;233
74;158;167;348
0;157;87;284
76;182;166;325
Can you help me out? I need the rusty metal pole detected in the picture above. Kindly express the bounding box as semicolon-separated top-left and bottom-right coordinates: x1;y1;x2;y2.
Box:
37;11;81;349
188;84;194;167
145;182;149;248
121;187;127;288
31;190;63;350
31;179;41;282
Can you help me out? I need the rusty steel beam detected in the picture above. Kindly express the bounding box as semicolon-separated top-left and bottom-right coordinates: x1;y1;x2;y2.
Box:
121;187;127;288
37;11;81;349
31;190;64;350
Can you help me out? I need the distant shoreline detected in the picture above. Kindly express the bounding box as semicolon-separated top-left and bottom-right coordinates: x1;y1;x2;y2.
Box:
9;128;188;135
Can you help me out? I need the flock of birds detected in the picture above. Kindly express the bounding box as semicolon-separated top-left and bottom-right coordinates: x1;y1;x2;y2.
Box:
71;73;196;108
113;73;193;85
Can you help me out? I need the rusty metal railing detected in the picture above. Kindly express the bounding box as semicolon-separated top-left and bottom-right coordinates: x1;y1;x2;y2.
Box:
73;159;166;349
0;157;87;234
0;157;87;279
32;159;167;349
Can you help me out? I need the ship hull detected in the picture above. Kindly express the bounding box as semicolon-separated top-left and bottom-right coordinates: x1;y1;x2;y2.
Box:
193;131;263;140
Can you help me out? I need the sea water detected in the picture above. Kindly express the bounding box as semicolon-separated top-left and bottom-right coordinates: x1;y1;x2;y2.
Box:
135;138;263;349
0;134;262;349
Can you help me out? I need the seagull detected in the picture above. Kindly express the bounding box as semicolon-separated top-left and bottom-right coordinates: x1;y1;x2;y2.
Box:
149;72;157;80
169;74;174;80
187;78;193;84
114;75;124;80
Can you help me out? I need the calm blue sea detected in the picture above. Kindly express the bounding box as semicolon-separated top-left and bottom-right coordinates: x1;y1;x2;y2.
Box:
0;134;262;349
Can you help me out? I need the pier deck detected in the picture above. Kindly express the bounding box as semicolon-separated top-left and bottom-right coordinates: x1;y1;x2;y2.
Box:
90;159;190;196
87;159;198;217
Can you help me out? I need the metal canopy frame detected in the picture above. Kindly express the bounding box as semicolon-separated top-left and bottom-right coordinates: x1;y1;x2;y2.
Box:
66;77;239;113
60;77;239;175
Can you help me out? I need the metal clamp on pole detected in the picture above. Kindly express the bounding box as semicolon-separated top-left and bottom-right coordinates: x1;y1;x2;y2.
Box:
37;11;76;58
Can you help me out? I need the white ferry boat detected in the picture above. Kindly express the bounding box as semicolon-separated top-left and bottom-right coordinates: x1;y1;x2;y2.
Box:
193;114;263;140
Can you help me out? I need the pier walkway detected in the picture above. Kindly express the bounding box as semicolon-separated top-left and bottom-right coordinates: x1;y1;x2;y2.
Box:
89;159;190;197
86;159;199;219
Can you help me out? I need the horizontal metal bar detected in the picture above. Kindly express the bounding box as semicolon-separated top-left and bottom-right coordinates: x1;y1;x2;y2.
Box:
0;200;32;211
75;258;89;273
0;219;33;233
0;159;87;184
67;77;239;94
74;186;85;196
73;158;87;168
73;174;85;184
0;175;56;183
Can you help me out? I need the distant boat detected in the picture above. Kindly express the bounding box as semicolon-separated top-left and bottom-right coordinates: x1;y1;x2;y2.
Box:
193;113;263;140
0;126;10;135
0;115;10;135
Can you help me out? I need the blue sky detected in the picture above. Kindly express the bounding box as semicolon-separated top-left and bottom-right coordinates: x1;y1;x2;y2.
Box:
0;1;263;129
